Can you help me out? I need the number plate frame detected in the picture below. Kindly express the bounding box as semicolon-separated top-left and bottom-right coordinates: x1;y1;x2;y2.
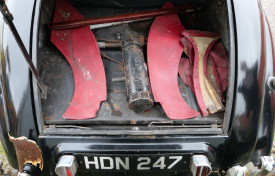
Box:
77;154;192;172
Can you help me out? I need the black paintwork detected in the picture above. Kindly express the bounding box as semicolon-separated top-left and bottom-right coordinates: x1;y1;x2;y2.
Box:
38;135;227;175
0;0;38;168
221;0;275;169
0;0;273;175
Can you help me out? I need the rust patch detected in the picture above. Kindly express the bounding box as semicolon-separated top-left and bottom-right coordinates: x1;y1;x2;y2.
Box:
43;116;55;120
9;135;43;172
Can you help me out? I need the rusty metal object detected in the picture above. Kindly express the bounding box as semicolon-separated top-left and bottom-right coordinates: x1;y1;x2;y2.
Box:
90;18;151;29
48;4;194;30
97;42;122;49
9;135;43;173
100;52;123;65
121;38;154;112
97;36;147;49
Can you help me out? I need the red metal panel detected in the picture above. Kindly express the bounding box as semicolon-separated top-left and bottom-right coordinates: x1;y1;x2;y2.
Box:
147;2;200;119
51;0;107;119
209;42;229;93
182;31;223;116
180;39;228;102
178;57;195;94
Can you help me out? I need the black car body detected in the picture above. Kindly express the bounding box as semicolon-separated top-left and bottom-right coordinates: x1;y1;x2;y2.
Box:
0;0;274;175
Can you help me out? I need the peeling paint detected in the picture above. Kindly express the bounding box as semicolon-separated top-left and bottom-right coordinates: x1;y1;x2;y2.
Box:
8;135;43;172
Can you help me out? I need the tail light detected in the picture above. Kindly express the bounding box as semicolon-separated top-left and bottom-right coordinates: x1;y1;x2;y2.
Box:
190;155;212;176
55;155;78;176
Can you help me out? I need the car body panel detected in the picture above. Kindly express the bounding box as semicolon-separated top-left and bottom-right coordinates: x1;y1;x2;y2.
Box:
0;0;274;174
221;0;275;168
0;0;37;168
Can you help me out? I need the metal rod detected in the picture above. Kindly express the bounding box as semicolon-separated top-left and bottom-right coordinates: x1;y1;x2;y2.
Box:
0;3;47;97
97;39;146;49
100;52;123;65
49;5;194;30
90;18;151;29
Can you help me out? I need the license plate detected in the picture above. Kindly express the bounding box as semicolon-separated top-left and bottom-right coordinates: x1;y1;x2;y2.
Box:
77;154;189;171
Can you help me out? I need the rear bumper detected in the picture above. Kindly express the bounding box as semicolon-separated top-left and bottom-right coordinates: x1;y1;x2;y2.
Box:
38;135;228;175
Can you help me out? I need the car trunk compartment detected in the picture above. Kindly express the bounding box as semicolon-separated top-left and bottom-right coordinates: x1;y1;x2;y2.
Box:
36;0;231;134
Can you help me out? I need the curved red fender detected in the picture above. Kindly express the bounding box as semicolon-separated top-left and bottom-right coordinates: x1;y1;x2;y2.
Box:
147;2;200;119
182;31;224;116
51;0;107;119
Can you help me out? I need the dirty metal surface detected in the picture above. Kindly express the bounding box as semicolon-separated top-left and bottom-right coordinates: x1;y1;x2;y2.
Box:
147;2;200;120
9;135;43;173
40;3;224;125
51;0;107;119
121;39;154;112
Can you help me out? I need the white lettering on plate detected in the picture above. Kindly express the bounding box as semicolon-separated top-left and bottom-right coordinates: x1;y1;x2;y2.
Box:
84;156;99;169
115;157;129;170
83;156;182;170
100;157;114;169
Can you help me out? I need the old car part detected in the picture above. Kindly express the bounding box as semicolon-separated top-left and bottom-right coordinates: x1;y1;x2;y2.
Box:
179;57;195;93
181;31;224;116
190;155;212;176
0;0;47;97
9;135;43;173
227;156;275;176
100;52;123;65
90;18;151;29
97;38;146;49
49;4;194;30
97;42;122;49
180;40;229;102
120;37;154;112
51;0;107;119
208;42;229;94
147;2;200;119
55;155;78;176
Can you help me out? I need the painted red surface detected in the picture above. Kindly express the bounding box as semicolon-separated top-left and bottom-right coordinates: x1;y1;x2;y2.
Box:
182;31;220;116
51;0;106;119
209;42;229;93
178;57;195;94
147;2;200;119
180;38;228;102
